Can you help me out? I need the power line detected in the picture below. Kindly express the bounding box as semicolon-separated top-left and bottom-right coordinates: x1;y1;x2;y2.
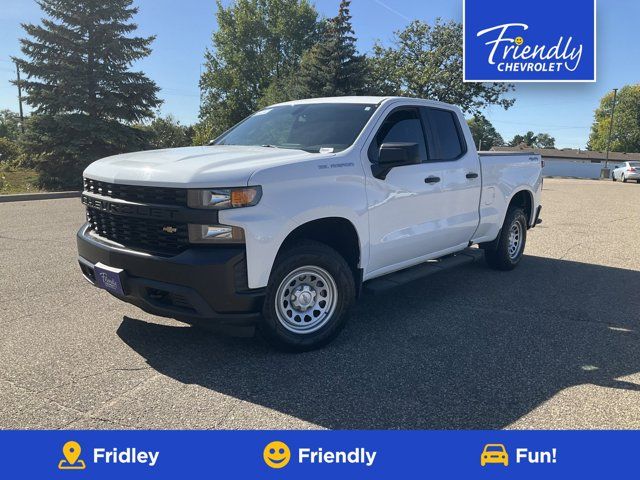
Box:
488;119;590;130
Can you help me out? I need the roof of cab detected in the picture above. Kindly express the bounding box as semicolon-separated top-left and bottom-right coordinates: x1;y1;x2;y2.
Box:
269;96;458;110
271;96;390;106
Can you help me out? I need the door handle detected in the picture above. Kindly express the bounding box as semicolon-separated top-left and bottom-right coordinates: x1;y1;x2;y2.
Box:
466;172;479;179
424;176;441;184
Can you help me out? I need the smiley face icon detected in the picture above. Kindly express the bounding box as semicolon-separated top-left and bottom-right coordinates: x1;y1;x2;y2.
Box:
514;36;524;46
263;441;291;469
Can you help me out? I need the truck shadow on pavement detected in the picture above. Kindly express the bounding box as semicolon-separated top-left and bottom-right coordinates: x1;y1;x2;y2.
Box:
117;255;640;429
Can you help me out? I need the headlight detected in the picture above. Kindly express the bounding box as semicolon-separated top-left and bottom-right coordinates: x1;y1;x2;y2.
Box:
187;186;262;209
188;224;245;244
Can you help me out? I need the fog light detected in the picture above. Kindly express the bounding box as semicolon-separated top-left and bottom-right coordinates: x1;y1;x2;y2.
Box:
188;224;245;244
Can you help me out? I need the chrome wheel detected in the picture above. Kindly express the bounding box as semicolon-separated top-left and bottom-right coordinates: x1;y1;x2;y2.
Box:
507;220;523;259
275;266;338;334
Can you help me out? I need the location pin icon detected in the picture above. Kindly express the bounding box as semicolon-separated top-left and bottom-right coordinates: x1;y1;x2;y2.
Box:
63;441;81;465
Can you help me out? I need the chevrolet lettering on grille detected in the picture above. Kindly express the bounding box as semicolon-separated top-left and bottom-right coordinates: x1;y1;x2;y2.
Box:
82;195;179;220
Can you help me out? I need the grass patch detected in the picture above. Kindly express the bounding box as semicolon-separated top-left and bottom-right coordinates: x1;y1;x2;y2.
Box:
0;165;40;194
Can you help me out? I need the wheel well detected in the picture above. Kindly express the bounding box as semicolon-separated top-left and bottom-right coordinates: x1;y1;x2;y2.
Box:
279;218;361;272
509;190;533;225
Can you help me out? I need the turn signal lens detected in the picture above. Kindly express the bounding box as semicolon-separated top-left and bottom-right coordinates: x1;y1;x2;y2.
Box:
231;188;259;207
188;186;262;209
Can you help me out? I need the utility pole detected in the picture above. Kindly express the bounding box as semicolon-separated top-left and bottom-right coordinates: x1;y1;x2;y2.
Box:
604;88;618;169
15;61;25;134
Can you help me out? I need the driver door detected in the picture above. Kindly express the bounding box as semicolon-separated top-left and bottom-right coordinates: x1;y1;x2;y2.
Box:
364;107;445;274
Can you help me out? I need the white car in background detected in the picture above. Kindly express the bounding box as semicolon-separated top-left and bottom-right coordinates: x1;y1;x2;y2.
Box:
612;162;640;183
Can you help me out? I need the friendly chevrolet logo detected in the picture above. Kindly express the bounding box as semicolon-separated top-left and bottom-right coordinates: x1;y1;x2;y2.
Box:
162;226;177;234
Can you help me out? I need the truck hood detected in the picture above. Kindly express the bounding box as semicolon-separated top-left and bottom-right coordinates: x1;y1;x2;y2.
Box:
83;145;318;188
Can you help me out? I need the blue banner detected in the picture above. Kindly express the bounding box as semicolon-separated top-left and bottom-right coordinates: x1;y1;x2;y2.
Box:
464;0;596;82
2;430;638;479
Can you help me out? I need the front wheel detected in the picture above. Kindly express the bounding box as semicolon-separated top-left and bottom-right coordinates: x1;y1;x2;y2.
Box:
483;207;528;271
260;240;355;351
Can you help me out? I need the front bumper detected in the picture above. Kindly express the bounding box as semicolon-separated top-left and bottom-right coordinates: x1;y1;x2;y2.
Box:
76;223;264;326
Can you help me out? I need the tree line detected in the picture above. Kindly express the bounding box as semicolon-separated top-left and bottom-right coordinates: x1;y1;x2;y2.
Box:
1;0;638;189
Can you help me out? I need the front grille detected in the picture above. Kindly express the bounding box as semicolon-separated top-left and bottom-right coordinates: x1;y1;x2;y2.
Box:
84;178;188;206
86;207;189;255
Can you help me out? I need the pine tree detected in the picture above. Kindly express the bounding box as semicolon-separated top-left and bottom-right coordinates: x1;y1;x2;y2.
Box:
296;0;369;98
15;0;161;188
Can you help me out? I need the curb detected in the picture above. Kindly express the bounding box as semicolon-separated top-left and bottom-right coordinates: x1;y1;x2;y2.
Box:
0;191;81;203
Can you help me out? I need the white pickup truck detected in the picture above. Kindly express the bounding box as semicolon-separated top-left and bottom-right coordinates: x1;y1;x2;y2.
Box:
77;96;542;350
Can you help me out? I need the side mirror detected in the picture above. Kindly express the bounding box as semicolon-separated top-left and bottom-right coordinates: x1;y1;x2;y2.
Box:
372;142;421;180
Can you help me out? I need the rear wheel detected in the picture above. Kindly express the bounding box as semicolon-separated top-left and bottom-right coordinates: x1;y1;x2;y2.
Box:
622;174;627;183
260;240;355;351
483;207;528;271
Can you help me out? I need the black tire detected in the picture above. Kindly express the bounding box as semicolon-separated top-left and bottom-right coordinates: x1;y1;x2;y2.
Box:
622;174;627;183
612;174;616;182
483;207;528;271
260;240;355;352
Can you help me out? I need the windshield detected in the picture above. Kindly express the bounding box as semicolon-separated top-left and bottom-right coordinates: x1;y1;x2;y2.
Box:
485;446;504;452
214;103;378;153
629;162;640;168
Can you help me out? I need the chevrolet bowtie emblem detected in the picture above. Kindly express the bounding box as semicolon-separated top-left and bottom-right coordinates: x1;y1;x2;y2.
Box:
162;226;177;234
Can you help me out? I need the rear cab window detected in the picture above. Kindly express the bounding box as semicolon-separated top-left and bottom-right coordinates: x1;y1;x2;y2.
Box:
420;107;467;161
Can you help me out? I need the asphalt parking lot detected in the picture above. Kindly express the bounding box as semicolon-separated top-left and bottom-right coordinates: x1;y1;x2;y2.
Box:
1;178;640;430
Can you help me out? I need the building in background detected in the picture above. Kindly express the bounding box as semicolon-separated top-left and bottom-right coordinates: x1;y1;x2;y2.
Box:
491;146;640;179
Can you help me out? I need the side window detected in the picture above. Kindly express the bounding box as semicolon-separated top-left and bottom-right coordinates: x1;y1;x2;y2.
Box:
369;108;428;162
422;108;466;161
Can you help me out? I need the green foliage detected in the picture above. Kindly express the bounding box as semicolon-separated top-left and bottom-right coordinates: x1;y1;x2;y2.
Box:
588;85;640;153
22;114;150;189
0;138;20;163
0;110;23;141
199;0;320;141
15;0;161;188
0;165;39;194
294;0;369;99
142;115;192;149
508;131;555;148
535;133;555;148
467;115;503;150
369;19;515;116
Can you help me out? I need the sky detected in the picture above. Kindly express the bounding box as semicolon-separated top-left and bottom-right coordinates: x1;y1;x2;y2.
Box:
1;0;638;149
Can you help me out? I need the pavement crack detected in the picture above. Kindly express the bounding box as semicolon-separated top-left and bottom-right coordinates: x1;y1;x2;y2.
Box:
558;243;582;260
35;366;152;395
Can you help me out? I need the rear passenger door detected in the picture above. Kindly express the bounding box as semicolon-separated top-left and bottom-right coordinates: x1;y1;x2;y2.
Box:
419;106;482;249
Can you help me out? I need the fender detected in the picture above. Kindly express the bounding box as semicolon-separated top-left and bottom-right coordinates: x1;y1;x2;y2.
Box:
221;161;369;289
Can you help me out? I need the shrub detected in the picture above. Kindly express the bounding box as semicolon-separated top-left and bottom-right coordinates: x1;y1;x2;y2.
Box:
0;137;20;163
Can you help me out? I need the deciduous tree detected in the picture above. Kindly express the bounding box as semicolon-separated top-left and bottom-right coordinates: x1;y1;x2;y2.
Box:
198;0;319;142
0;110;22;141
142;115;192;149
508;131;555;148
588;85;640;153
370;19;515;116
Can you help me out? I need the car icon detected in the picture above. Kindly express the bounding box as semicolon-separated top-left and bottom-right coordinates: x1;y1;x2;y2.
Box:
481;444;509;466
